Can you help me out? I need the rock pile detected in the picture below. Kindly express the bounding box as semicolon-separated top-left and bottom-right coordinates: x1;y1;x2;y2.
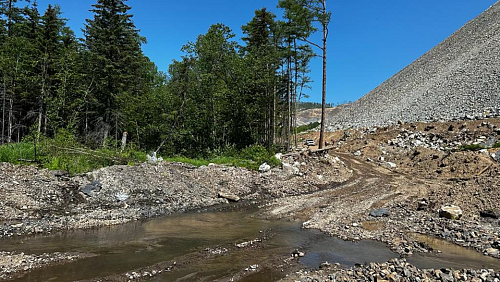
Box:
326;2;500;130
288;258;500;282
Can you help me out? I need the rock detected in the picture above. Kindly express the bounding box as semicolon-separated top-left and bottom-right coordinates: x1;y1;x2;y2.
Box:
292;249;305;257
354;150;362;156
320;261;331;268
282;163;300;175
480;209;499;219
81;180;102;196
417;198;429;211
385;162;397;169
369;208;390;217
439;205;463;220
115;192;129;202
274;153;282;160
147;152;163;164
485;248;499;256
258;163;271;173
218;191;240;202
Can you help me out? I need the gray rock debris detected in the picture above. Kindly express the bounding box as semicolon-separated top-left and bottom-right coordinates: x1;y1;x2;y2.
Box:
326;2;500;130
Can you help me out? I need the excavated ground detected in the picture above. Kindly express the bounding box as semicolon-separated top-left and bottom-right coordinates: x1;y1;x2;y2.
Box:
1;118;500;281
280;118;500;281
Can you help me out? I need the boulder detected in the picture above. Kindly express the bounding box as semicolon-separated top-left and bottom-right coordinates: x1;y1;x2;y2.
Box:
81;180;102;196
480;209;499;219
369;208;390;217
282;163;300;175
439;205;463;220
485;248;499;256
218;191;240;202
115;192;129;202
258;163;271;173
385;162;397;169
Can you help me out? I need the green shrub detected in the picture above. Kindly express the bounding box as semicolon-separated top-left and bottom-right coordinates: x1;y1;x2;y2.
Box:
457;144;485;151
493;142;500;149
295;122;320;134
0;142;35;164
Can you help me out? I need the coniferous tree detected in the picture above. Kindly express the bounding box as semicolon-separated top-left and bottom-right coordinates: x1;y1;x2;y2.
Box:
84;0;146;146
279;0;330;148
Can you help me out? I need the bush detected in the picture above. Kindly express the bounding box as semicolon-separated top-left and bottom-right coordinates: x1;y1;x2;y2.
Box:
0;142;35;164
457;144;485;151
165;145;281;171
0;130;147;175
296;122;320;134
493;142;500;149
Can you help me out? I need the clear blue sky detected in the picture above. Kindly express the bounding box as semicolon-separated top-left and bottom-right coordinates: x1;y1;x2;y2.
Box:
35;0;498;105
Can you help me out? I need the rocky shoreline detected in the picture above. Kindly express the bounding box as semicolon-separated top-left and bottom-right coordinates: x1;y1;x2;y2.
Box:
283;258;500;282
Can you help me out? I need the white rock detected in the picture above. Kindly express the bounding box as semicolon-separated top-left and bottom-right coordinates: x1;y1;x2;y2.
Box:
385;162;397;168
258;163;271;173
439;205;463;220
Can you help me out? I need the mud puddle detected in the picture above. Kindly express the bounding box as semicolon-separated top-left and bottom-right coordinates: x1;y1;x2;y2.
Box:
2;208;500;281
408;233;500;270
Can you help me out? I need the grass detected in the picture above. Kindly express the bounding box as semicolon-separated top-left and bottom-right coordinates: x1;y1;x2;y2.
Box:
296;122;320;134
0;138;280;174
493;142;500;149
0;142;35;164
165;145;281;171
0;139;147;175
456;144;485;152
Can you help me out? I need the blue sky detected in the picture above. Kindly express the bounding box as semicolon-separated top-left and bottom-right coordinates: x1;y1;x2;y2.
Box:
35;0;498;105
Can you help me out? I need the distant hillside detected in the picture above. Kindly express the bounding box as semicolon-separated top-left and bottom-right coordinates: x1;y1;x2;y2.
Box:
296;107;342;126
327;1;500;130
297;102;335;111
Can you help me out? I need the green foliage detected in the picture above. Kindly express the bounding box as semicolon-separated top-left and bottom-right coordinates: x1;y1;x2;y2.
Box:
493;142;500;149
296;122;320;134
297;102;334;110
456;144;485;151
0;131;147;174
165;145;281;171
0;0;320;166
0;142;35;164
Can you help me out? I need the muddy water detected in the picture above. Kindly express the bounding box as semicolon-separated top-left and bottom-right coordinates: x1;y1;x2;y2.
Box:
2;208;500;281
408;234;500;270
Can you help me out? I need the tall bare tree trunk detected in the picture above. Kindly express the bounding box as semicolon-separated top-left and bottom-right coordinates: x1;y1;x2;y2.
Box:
2;75;5;145
287;53;291;151
8;98;12;143
273;84;276;145
318;0;328;149
293;38;299;149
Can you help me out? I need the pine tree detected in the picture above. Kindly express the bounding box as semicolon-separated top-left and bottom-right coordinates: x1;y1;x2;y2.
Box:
242;8;279;148
84;0;146;146
279;0;330;148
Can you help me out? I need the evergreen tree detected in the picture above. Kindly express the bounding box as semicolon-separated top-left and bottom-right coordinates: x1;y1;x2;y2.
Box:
83;0;146;146
278;0;330;148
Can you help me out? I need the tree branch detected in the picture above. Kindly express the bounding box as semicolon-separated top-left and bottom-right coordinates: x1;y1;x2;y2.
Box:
299;37;324;51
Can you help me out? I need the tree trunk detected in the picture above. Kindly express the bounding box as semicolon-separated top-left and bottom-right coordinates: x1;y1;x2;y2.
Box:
8;98;12;143
2;75;5;145
293;38;299;149
287;49;291;151
318;0;328;149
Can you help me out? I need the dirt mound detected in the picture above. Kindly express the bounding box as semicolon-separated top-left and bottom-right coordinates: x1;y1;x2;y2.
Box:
326;2;500;130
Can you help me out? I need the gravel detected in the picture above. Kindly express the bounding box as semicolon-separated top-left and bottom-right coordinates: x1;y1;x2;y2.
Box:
326;2;500;130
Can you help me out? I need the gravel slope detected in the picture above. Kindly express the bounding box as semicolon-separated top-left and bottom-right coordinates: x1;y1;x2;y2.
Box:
327;1;500;130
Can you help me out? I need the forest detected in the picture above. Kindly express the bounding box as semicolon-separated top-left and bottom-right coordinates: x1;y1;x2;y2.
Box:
0;0;330;169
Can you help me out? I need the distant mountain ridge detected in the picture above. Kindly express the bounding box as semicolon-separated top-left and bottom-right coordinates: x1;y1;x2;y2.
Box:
326;1;500;130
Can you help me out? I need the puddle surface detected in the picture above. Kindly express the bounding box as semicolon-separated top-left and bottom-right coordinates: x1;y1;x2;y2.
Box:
407;233;500;270
1;210;499;281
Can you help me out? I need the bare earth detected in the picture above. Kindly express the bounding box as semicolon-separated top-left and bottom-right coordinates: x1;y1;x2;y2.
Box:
1;118;500;281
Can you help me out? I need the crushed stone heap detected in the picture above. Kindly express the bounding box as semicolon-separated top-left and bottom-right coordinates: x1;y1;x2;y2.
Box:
327;2;500;130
